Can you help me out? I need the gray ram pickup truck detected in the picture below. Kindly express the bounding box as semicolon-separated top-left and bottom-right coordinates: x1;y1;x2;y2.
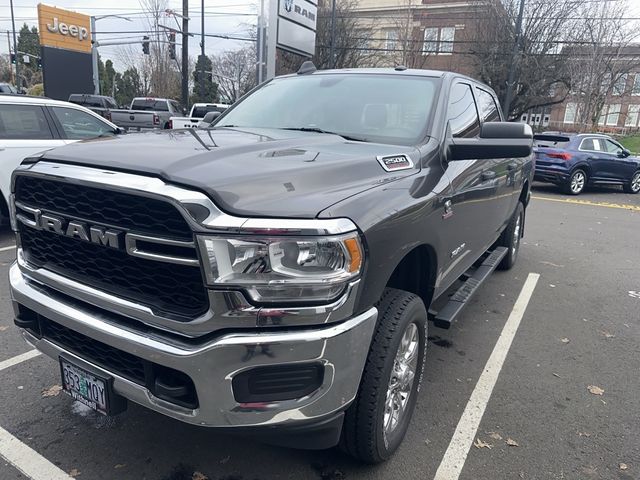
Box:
9;66;533;463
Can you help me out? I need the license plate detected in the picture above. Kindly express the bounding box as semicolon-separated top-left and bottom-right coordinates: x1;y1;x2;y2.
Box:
60;359;110;415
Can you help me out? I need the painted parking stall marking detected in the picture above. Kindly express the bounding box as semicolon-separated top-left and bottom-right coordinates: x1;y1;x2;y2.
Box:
0;350;41;372
434;273;540;480
531;195;640;212
0;244;16;252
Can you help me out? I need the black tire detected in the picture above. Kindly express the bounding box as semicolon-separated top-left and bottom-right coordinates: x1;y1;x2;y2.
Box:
496;201;524;271
623;170;640;194
339;288;427;463
563;168;587;195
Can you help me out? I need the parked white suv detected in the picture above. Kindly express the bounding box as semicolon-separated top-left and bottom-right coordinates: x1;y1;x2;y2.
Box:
0;95;121;224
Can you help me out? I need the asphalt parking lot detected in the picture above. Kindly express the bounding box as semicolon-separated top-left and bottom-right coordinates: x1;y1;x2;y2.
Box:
0;182;638;480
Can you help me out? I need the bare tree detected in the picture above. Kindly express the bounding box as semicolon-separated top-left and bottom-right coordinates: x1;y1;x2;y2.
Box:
211;46;257;103
278;0;377;74
470;0;583;120
567;0;640;130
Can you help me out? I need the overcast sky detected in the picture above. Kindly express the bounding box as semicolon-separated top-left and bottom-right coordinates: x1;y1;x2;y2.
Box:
1;0;259;70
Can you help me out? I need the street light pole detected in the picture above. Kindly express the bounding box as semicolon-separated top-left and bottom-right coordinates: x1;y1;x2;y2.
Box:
182;0;189;108
9;0;20;91
91;15;132;95
200;0;205;100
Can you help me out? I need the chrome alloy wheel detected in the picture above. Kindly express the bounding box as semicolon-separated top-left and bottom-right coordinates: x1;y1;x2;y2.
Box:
631;172;640;193
570;171;585;193
512;212;522;258
383;323;419;442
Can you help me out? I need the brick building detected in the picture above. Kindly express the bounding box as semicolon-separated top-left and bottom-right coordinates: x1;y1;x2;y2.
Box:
352;0;500;77
523;46;640;134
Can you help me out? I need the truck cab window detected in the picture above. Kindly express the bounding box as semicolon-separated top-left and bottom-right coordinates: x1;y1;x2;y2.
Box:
447;83;480;138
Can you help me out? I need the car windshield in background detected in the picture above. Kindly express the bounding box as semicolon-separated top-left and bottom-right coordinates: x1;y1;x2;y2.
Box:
192;106;225;118
131;99;169;111
217;74;440;145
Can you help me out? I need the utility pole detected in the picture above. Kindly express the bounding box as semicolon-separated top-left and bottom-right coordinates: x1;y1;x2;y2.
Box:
6;32;14;85
503;0;525;120
256;0;265;84
199;0;205;100
182;0;189;108
9;0;20;91
329;0;336;69
91;16;98;94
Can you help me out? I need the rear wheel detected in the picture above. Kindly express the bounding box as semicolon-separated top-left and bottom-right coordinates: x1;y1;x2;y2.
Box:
339;288;427;463
496;201;524;270
564;169;587;195
623;170;640;194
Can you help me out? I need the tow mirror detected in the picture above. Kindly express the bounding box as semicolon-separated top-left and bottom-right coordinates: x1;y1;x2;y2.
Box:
617;148;630;158
449;122;533;161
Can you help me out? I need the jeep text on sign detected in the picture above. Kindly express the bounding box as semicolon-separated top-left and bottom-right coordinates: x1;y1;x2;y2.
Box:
37;3;92;54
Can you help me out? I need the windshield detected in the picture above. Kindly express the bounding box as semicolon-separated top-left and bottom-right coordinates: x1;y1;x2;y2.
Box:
217;74;439;145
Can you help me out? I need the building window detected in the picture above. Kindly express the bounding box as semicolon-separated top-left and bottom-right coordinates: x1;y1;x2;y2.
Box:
606;104;621;126
423;28;438;54
601;72;612;95
598;106;606;126
439;27;455;54
385;30;398;53
564;103;577;124
543;114;550;127
632;75;640;96
612;74;627;96
423;27;457;55
626;104;640;127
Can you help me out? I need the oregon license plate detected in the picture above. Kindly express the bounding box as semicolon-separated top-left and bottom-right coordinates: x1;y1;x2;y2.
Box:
60;359;110;415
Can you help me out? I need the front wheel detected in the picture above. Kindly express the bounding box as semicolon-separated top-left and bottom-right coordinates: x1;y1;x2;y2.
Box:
340;288;427;463
623;170;640;194
564;169;587;195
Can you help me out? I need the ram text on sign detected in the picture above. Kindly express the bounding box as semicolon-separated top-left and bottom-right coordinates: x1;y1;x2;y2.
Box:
277;0;317;57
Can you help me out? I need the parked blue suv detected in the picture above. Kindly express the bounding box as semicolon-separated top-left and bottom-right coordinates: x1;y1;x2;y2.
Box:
533;132;640;195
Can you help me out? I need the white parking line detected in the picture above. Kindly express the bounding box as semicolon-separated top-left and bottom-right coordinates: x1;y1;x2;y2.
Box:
0;350;41;373
0;244;15;252
0;427;73;480
434;273;540;480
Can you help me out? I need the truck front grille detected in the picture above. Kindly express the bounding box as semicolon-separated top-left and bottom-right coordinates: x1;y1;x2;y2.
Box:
15;176;193;241
15;175;209;320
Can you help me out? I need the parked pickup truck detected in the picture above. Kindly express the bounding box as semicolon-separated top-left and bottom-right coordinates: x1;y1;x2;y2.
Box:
109;97;182;130
169;103;229;129
68;94;119;121
9;66;533;463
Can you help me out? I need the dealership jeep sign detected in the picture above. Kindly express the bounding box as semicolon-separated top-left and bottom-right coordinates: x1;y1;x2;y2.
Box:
38;4;92;54
277;0;318;57
46;17;89;42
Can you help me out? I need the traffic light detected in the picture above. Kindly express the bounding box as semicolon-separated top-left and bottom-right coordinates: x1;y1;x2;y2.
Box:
10;53;16;64
142;36;150;55
37;57;42;69
168;32;176;60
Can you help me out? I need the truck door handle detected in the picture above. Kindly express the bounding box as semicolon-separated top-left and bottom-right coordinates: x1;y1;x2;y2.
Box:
481;171;496;181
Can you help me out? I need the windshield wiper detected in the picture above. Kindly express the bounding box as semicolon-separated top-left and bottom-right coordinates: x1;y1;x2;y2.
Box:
281;127;368;142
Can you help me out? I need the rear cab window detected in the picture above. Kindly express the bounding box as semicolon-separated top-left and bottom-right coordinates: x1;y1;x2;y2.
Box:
131;99;170;112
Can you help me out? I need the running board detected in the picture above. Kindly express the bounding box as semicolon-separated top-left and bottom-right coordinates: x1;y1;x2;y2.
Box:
432;247;508;329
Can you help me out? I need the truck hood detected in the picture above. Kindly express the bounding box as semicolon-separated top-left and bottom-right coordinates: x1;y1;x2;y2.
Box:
39;128;419;218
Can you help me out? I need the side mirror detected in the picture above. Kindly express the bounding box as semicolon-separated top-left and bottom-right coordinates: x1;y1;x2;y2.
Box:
449;122;533;161
115;127;125;135
198;111;221;128
617;148;630;158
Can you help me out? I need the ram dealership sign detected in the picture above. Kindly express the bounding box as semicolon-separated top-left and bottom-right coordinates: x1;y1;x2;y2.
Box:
277;0;318;57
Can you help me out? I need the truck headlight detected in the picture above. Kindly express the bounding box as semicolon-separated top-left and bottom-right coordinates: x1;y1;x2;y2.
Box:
197;233;363;303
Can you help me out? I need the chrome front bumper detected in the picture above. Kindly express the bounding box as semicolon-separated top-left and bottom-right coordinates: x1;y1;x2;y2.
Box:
10;263;378;428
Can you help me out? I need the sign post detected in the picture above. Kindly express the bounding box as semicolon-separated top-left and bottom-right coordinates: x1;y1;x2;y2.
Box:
265;0;318;80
